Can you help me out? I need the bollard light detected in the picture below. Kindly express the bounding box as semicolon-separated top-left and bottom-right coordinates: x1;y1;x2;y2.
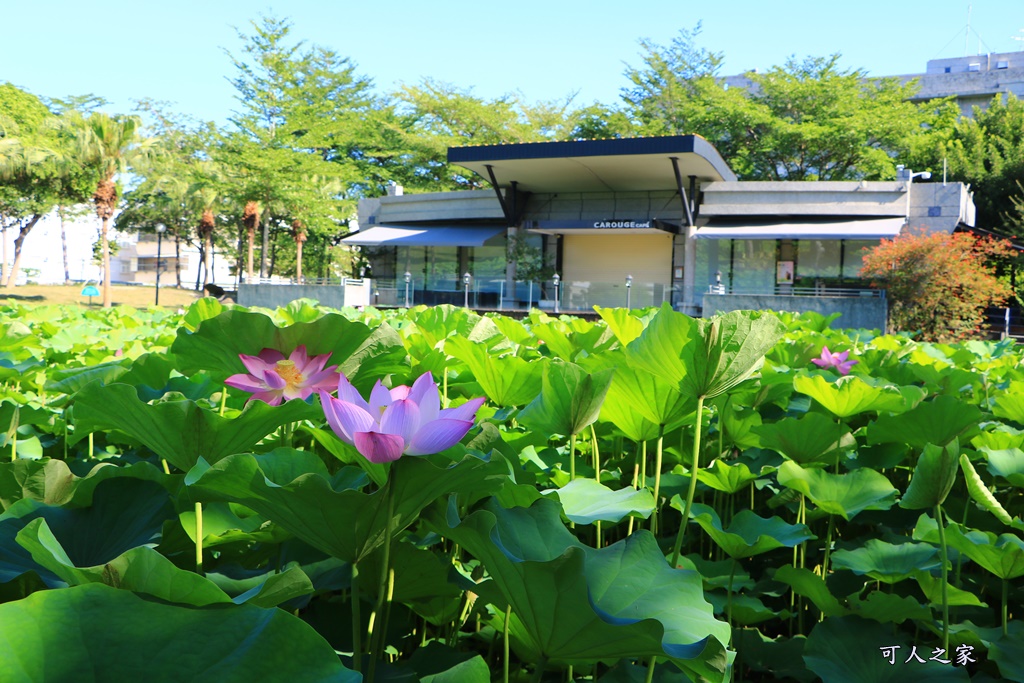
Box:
404;271;411;308
625;274;632;309
463;272;472;308
553;273;561;314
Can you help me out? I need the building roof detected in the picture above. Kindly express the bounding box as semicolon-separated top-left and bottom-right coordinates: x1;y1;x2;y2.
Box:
448;135;736;193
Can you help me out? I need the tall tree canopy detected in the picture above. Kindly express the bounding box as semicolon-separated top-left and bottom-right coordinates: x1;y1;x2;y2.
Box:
621;29;925;180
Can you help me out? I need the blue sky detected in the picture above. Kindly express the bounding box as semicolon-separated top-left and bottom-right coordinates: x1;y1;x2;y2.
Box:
2;0;1022;126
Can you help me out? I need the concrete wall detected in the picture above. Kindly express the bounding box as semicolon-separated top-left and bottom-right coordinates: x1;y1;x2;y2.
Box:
238;284;346;310
701;293;887;331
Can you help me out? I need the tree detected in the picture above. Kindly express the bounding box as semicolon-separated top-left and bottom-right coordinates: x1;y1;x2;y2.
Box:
71;113;156;307
905;94;1024;238
621;30;926;180
860;230;1014;342
0;85;97;289
219;16;366;279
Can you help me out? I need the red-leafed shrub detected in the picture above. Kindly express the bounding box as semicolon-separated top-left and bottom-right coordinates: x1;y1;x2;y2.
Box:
860;230;1014;342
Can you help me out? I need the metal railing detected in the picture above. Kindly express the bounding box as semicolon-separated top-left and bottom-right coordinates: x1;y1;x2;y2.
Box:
706;283;884;298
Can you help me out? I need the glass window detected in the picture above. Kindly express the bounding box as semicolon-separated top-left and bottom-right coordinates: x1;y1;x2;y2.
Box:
841;240;877;279
797;240;841;278
695;239;726;292
426;247;459;290
363;246;397;280
731;240;776;293
470;246;506;293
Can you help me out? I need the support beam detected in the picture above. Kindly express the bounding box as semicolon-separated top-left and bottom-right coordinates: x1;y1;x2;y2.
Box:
670;158;698;314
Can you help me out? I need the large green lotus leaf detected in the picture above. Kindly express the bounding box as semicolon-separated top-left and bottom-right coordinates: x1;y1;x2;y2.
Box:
445;336;544;407
178;501;290;548
830;540;940;583
972;426;1024;452
0;459;77;511
0;583;358;682
543;478;655;525
307;426;387;487
404;304;479;348
914;571;988;608
777;461;898;520
595;306;646;346
752;412;850;465
600;354;694;432
695;459;772;494
16;518;312;609
360;541;464;626
900;441;960;510
803;615;969;683
0;478;174;587
69;381;319;471
773;565;847;618
715;395;762;450
0;459;177;512
847;591;931;624
181;297;225;332
44;359;130;395
682;503;814;559
980;447;1024;488
532;318;615;362
868;395;982;448
989;631;1024;682
442;498;731;681
519;361;615;438
961;454;1013;525
627;304;784;400
597;662;701;682
943;524;1024;580
993;381;1024;425
407;642;490;683
186;451;504;563
171;308;407;392
730;630;811;683
599;392;661;442
792;374;920;418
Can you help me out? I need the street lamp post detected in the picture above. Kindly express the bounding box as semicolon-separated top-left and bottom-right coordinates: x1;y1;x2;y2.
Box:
155;223;166;305
463;272;472;308
404;271;412;308
553;273;561;314
625;274;633;309
897;165;932;221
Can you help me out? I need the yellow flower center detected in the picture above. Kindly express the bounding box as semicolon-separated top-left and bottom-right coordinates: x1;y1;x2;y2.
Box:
274;360;304;388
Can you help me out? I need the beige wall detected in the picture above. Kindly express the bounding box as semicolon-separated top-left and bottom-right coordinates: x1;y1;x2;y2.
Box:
561;232;673;308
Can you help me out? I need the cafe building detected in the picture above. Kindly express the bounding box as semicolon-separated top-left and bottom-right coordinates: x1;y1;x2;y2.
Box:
349;135;975;327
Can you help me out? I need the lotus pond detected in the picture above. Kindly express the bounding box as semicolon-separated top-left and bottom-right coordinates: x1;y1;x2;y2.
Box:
0;298;1022;683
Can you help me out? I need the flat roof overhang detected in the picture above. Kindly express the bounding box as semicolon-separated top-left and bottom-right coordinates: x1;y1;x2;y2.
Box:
695;216;905;240
448;135;736;193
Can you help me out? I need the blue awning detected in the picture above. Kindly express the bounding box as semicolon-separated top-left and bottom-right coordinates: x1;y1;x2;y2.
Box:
342;225;505;247
694;217;904;240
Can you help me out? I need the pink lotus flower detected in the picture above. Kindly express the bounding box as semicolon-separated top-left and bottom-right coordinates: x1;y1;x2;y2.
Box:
811;346;858;375
321;372;485;464
225;345;338;406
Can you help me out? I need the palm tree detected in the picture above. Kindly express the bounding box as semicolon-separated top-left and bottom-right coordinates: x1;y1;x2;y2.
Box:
242;201;259;282
71;114;155;307
291;219;307;283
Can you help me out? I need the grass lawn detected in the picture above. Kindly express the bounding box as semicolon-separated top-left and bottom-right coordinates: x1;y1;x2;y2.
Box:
0;284;205;308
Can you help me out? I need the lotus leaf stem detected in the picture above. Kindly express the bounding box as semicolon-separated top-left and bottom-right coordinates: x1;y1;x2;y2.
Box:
194;502;203;574
351;563;362;674
640;440;647;489
935;504;950;653
651;425;666;535
88;432;93;458
219;388;227;416
503;603;512;683
531;655;547;683
1003;577;1009;637
822;515;835;578
670;396;705;567
9;432;14;462
569;433;577;481
367;465;398;683
644;654;656;683
727;557;738;630
161;459;170;475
